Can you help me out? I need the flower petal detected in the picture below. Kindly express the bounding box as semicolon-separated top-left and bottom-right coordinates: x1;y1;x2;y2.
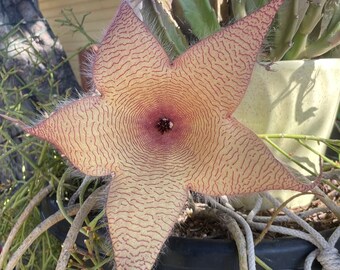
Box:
26;96;117;176
173;0;284;117
93;1;170;96
186;117;317;195
106;173;187;270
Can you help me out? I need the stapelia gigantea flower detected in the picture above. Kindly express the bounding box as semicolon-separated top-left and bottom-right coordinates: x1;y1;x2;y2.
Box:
3;0;319;269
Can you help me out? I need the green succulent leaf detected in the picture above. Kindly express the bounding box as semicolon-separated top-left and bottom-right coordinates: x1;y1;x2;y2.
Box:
175;0;220;40
140;0;188;59
327;1;340;32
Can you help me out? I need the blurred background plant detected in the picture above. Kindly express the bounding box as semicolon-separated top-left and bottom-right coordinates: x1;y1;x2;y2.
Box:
135;0;340;61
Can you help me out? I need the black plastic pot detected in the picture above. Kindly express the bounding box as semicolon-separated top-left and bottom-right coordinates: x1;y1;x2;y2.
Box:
156;231;340;270
40;196;339;270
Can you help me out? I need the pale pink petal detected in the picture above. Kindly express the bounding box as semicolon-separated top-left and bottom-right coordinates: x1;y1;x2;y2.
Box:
26;96;118;176
186;117;318;195
93;1;170;97
173;0;285;117
106;173;187;270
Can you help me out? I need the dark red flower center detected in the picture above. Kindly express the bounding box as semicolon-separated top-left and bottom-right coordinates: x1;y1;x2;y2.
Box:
156;117;173;134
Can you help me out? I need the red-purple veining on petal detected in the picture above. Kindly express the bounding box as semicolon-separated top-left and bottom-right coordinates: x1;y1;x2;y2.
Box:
92;1;170;97
173;0;285;117
185;117;320;196
106;173;187;269
26;96;118;176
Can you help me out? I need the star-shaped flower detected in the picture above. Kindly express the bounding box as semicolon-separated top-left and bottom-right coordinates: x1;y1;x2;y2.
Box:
2;0;319;269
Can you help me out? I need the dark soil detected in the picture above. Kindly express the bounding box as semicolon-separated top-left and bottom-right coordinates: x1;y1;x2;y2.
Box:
172;181;339;240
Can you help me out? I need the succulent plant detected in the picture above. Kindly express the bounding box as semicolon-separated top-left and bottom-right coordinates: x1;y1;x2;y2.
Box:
137;0;340;61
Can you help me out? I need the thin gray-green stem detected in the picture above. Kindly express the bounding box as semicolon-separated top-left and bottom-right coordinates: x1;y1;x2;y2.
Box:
4;204;80;270
0;185;53;269
56;185;106;270
255;257;272;270
56;170;88;237
57;9;97;45
258;134;340;169
222;214;248;270
259;136;315;175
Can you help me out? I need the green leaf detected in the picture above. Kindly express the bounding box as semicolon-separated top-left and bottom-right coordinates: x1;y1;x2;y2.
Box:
175;0;220;40
140;0;189;59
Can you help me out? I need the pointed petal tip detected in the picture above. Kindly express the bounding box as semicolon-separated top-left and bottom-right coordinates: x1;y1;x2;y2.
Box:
294;174;322;193
93;0;170;94
107;174;188;269
269;0;285;8
0;114;31;131
285;164;323;193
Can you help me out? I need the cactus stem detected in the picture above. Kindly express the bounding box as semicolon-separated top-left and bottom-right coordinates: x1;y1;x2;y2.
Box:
231;0;247;19
299;21;340;59
270;0;300;61
284;0;327;59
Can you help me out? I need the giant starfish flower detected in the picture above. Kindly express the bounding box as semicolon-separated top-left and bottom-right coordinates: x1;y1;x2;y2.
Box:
2;0;319;269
